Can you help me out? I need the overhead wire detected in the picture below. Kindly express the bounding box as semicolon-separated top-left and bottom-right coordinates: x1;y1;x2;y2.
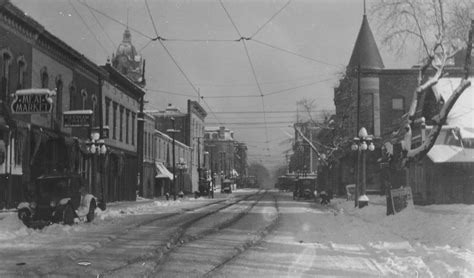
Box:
76;0;154;40
143;0;223;126
250;0;292;38
219;0;270;150
83;0;117;50
252;38;341;68
69;0;110;56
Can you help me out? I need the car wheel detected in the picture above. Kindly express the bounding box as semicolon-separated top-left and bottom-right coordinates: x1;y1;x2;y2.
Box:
87;199;96;222
63;204;75;225
18;208;31;226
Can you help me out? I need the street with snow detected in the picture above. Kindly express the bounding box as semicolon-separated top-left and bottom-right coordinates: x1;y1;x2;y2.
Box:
0;188;472;277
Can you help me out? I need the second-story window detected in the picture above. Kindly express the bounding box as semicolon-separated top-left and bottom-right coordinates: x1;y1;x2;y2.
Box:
40;67;49;88
113;102;118;140
17;56;27;90
126;109;130;144
119;106;124;142
132;112;136;146
144;131;148;158
1;49;12;102
105;98;111;126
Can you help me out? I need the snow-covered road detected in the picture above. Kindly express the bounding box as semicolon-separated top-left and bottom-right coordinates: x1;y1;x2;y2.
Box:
0;189;472;277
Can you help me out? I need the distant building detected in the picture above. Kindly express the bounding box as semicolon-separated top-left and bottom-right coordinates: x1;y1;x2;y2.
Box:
149;101;207;194
204;126;237;185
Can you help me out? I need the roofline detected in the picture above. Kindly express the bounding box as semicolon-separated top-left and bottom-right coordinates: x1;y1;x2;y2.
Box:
102;63;145;99
0;0;107;77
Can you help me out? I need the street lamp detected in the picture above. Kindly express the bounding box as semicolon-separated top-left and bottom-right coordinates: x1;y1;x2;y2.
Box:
166;117;180;201
351;127;375;208
86;131;107;200
177;159;187;197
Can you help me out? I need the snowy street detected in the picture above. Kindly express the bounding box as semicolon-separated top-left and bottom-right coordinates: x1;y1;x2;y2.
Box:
0;189;473;277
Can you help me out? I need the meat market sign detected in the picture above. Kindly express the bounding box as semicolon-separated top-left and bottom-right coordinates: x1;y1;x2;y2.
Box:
11;89;55;114
63;110;93;127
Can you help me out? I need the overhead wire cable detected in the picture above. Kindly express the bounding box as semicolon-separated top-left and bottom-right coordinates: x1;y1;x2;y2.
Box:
76;0;154;40
250;0;292;38
146;88;197;98
252;38;341;67
219;0;243;37
83;0;117;50
143;0;222;126
69;0;109;56
219;0;270;147
263;77;335;96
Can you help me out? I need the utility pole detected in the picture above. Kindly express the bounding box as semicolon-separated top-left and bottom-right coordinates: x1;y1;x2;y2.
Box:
167;117;180;201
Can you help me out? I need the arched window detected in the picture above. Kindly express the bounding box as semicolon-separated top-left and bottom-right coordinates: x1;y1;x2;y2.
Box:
17;56;27;90
1;49;13;102
40;67;49;88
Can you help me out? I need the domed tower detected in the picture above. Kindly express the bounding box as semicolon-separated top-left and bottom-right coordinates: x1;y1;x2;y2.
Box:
112;28;146;87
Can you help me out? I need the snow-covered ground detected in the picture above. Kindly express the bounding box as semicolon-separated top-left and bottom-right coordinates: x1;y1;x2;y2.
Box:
0;191;472;276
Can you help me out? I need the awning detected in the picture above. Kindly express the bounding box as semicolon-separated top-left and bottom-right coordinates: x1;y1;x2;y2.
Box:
155;162;174;180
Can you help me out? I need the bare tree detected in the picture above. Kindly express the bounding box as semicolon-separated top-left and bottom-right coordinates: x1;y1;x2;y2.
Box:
371;0;473;57
372;0;473;167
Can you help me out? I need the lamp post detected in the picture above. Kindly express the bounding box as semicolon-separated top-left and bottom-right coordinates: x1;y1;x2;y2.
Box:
166;117;180;201
351;127;375;208
87;131;107;198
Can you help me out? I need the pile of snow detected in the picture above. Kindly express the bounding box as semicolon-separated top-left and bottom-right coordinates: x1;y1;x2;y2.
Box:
333;196;474;250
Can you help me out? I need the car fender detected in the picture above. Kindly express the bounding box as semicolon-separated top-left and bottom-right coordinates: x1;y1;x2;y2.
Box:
76;194;96;217
17;202;31;210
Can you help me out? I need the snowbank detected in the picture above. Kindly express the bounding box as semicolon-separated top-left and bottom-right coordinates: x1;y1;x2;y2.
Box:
334;196;474;251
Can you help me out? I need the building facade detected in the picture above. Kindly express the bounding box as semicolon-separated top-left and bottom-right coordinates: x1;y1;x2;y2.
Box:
0;2;144;208
204;126;236;185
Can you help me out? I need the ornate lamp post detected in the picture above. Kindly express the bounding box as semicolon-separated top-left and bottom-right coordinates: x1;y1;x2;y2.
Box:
86;131;107;199
351;127;375;208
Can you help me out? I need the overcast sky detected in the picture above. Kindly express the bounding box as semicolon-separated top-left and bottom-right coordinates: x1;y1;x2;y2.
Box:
13;0;419;170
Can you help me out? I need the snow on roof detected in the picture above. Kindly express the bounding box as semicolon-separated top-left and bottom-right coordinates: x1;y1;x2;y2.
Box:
433;77;474;129
427;145;474;163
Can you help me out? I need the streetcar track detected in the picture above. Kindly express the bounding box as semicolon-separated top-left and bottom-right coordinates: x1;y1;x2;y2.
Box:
40;195;248;277
203;194;281;277
150;190;269;275
100;190;265;276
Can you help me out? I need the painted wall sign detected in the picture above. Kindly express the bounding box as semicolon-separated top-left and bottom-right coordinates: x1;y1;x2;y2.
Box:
11;89;54;114
63;110;93;127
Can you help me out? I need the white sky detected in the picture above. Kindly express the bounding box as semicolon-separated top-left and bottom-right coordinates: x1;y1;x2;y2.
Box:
12;0;420;170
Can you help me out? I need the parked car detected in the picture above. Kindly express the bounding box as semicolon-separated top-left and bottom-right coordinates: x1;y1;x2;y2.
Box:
221;179;233;193
293;176;317;201
17;172;106;229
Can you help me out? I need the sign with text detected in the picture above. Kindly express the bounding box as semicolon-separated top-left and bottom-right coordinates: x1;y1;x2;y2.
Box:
11;89;54;114
390;186;414;214
63;110;92;127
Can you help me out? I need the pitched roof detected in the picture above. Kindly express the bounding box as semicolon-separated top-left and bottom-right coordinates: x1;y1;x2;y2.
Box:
348;15;384;69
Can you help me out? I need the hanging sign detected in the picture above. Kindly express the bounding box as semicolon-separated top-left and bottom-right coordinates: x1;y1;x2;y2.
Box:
11;89;55;114
63;110;93;127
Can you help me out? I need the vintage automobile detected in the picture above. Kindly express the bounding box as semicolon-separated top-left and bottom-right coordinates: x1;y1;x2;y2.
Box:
293;176;317;201
17;172;106;229
276;175;296;192
221;179;233;194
